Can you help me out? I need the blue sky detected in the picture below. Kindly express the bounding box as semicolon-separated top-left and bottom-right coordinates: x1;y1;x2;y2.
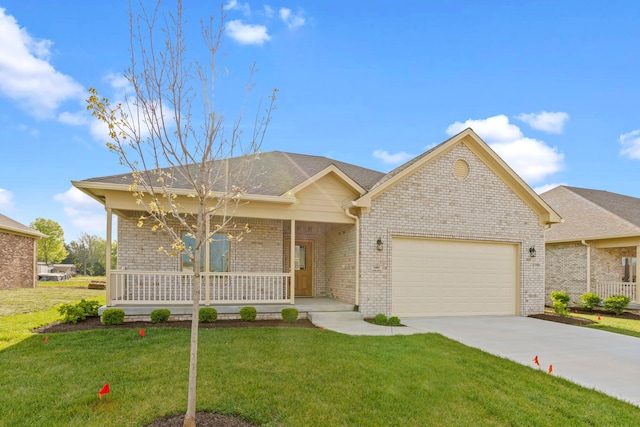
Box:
1;0;639;242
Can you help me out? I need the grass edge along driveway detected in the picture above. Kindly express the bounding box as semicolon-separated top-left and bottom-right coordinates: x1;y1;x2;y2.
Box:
1;327;639;426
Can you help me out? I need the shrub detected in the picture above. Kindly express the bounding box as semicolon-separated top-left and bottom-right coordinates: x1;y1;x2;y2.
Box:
579;292;601;310
552;300;569;317
603;295;631;315
239;306;257;322
199;308;218;323
373;313;388;325
77;299;101;317
150;308;171;323
387;316;401;326
281;308;299;323
58;303;86;324
550;291;570;305
102;308;125;325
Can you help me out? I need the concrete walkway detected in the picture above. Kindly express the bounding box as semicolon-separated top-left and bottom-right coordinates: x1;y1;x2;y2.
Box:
308;312;640;407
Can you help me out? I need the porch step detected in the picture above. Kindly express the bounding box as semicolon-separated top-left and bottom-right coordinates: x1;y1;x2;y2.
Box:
307;311;364;323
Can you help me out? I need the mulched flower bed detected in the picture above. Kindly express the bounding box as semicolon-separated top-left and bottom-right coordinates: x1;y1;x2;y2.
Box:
34;316;316;334
529;307;640;326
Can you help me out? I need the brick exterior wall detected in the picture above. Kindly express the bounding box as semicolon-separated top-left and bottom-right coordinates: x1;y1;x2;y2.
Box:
357;143;546;317
118;216;283;273
545;243;636;306
326;224;356;303
545;243;588;305
0;231;37;288
283;222;330;297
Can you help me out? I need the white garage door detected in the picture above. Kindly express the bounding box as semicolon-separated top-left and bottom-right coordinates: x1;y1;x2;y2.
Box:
392;237;518;317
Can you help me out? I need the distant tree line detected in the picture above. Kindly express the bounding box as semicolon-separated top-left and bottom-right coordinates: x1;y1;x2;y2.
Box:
31;218;116;276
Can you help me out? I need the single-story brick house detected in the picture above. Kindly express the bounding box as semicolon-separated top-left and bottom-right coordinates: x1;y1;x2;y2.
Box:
0;213;45;288
541;185;640;306
73;128;560;317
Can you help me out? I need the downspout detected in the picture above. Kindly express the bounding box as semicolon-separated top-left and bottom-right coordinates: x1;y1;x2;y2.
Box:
344;207;360;309
580;240;591;293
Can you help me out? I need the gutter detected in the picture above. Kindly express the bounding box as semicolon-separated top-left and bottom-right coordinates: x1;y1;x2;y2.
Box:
581;240;591;292
344;207;360;309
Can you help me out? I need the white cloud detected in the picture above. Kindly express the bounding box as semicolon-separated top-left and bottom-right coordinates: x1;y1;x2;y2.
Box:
446;114;564;184
0;188;15;212
534;183;565;194
0;8;84;118
226;20;270;45
373;149;414;165
279;8;305;29
58;111;87;126
54;187;105;236
264;5;274;18
224;0;251;17
516;111;569;134
620;129;640;160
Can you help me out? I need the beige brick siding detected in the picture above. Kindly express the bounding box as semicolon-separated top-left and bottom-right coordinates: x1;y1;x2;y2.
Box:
118;216;283;273
358;143;546;317
326;224;356;303
545;243;588;305
545;243;636;305
0;231;37;288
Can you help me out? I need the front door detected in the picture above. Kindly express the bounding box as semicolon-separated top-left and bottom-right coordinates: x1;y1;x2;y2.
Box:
294;241;313;297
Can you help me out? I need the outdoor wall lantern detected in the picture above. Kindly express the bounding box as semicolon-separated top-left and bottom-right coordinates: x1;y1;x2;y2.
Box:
529;246;536;258
376;237;384;251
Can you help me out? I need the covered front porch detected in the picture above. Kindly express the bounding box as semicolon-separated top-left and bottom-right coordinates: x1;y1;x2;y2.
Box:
591;240;640;302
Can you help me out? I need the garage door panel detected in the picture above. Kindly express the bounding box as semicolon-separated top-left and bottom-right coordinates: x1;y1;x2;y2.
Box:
392;238;517;317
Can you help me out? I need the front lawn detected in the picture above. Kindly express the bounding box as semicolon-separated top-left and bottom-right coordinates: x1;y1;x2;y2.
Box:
1;327;639;426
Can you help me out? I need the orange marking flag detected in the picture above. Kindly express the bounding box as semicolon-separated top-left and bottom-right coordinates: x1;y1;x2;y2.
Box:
43;336;49;344
533;355;540;366
99;382;110;399
139;329;145;338
548;365;553;374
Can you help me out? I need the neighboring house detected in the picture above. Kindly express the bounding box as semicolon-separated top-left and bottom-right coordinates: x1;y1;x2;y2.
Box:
73;129;560;317
37;262;77;281
541;185;640;305
0;213;45;288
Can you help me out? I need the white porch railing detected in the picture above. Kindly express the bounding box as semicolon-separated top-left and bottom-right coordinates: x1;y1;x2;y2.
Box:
109;271;292;305
594;282;637;302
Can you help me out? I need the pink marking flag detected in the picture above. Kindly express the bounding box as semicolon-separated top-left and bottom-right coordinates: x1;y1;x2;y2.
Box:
139;328;145;338
99;382;110;399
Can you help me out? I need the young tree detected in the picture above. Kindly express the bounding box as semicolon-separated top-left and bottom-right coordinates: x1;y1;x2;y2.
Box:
65;234;107;276
87;2;276;426
31;218;68;264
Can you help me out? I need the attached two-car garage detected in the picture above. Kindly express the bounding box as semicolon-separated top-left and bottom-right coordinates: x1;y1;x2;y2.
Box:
391;237;519;317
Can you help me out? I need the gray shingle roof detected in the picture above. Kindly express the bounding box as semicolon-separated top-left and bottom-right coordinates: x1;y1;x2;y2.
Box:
541;185;640;242
0;214;44;238
81;151;386;196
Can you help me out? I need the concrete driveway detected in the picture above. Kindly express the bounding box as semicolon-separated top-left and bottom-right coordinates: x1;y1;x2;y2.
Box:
402;316;640;407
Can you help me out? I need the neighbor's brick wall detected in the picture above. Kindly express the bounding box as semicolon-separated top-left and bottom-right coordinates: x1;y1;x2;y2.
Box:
325;224;356;303
545;243;589;306
118;216;283;272
358;142;546;317
0;231;37;288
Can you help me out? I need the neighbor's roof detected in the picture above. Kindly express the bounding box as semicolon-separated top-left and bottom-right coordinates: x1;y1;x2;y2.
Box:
541;185;640;242
0;213;45;238
78;151;386;197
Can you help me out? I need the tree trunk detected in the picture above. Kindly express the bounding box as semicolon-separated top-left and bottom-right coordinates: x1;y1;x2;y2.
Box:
183;272;200;427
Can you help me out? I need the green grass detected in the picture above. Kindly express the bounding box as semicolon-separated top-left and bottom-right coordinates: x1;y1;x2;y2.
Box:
0;288;104;350
38;275;105;288
1;327;640;426
572;312;640;338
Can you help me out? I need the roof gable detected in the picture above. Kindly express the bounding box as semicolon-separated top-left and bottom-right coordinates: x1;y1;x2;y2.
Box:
542;185;640;242
0;214;44;238
354;128;561;226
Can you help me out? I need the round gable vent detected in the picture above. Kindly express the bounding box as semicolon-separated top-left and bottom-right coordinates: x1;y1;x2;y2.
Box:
453;159;469;180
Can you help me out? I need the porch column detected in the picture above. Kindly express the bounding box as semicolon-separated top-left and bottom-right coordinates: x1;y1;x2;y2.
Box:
290;219;295;304
105;208;112;306
636;244;640;303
